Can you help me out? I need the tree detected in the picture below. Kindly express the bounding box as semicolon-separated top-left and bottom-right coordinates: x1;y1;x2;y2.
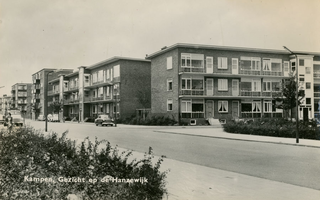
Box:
273;73;305;120
49;101;63;114
136;90;150;120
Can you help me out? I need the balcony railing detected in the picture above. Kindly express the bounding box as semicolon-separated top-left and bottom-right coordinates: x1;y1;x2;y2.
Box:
84;95;115;102
261;71;283;76
92;80;104;85
180;67;205;73
239;70;261;75
179;90;205;96
69;85;78;91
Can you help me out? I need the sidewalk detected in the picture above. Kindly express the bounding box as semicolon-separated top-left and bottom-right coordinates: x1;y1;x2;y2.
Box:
154;127;320;148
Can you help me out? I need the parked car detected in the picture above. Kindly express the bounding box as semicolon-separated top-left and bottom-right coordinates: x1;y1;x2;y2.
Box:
49;114;59;122
94;114;115;126
37;115;46;121
11;114;24;127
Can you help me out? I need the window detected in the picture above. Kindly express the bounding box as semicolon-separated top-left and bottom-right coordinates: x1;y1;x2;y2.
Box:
106;69;110;79
306;98;311;105
167;56;172;70
218;101;228;113
218;79;228;91
181;99;192;112
181;53;204;68
306;67;311;74
106;86;111;97
232;58;238;70
206;57;213;69
113;65;120;78
252;101;261;112
272;82;280;91
98;70;103;82
92;73;98;83
240;57;261;71
284;61;289;72
264;100;272;113
167;99;173;111
263;82;271;91
181;54;191;67
252;79;261;92
192;99;204;112
181;78;191;90
84;75;89;83
218;57;228;69
192;79;203;90
306;82;311;89
263;59;271;71
299;59;304;66
98;87;104;97
167;79;173;91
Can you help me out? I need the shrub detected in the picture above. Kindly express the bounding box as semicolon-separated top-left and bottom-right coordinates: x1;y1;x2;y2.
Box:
0;127;168;199
120;115;177;126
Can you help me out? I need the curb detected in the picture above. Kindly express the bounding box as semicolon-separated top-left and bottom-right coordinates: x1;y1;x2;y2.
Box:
153;130;320;149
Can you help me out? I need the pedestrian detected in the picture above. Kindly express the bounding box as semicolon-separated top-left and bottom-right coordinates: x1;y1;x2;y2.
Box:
6;113;13;133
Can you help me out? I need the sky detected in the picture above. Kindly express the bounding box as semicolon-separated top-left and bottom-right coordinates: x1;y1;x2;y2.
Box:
0;0;319;96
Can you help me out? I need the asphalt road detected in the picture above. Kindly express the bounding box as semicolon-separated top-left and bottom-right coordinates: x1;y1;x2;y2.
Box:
8;120;320;191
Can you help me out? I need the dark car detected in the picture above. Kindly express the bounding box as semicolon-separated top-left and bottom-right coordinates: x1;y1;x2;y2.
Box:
94;114;115;127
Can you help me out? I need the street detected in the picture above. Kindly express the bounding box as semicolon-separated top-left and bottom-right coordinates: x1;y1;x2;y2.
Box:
8;120;320;191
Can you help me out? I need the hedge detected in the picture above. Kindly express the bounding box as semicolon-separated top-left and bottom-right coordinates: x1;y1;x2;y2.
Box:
0;126;168;199
223;118;320;140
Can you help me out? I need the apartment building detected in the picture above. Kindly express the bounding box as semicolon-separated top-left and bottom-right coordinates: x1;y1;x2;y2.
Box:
10;83;32;118
0;95;11;115
146;43;320;124
31;68;74;120
45;57;151;122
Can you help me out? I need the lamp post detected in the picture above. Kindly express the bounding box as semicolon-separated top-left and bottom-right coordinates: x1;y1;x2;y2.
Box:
283;46;299;143
45;71;54;132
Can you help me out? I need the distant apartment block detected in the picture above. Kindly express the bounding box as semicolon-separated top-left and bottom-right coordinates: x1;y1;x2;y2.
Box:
35;57;151;122
31;68;74;120
0;95;11;115
10;83;32;118
146;43;320;124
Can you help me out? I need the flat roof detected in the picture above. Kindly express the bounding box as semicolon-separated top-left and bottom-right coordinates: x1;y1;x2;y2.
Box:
145;43;320;59
87;56;150;70
32;68;73;76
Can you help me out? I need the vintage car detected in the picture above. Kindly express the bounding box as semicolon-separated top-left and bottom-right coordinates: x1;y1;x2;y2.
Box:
37;115;46;121
94;114;115;127
12;114;24;127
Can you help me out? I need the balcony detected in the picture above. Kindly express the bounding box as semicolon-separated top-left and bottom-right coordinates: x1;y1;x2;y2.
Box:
84;95;115;102
68;85;78;91
92;80;104;86
239;70;261;76
240;91;281;97
180;67;205;73
179;90;205;96
17;101;27;104
18;94;28;97
48;90;60;95
64;99;79;104
261;71;283;77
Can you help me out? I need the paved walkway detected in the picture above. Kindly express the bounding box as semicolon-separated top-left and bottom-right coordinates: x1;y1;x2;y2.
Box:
147;127;320;199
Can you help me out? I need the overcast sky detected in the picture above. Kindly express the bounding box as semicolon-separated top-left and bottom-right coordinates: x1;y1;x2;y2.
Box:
0;0;319;96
